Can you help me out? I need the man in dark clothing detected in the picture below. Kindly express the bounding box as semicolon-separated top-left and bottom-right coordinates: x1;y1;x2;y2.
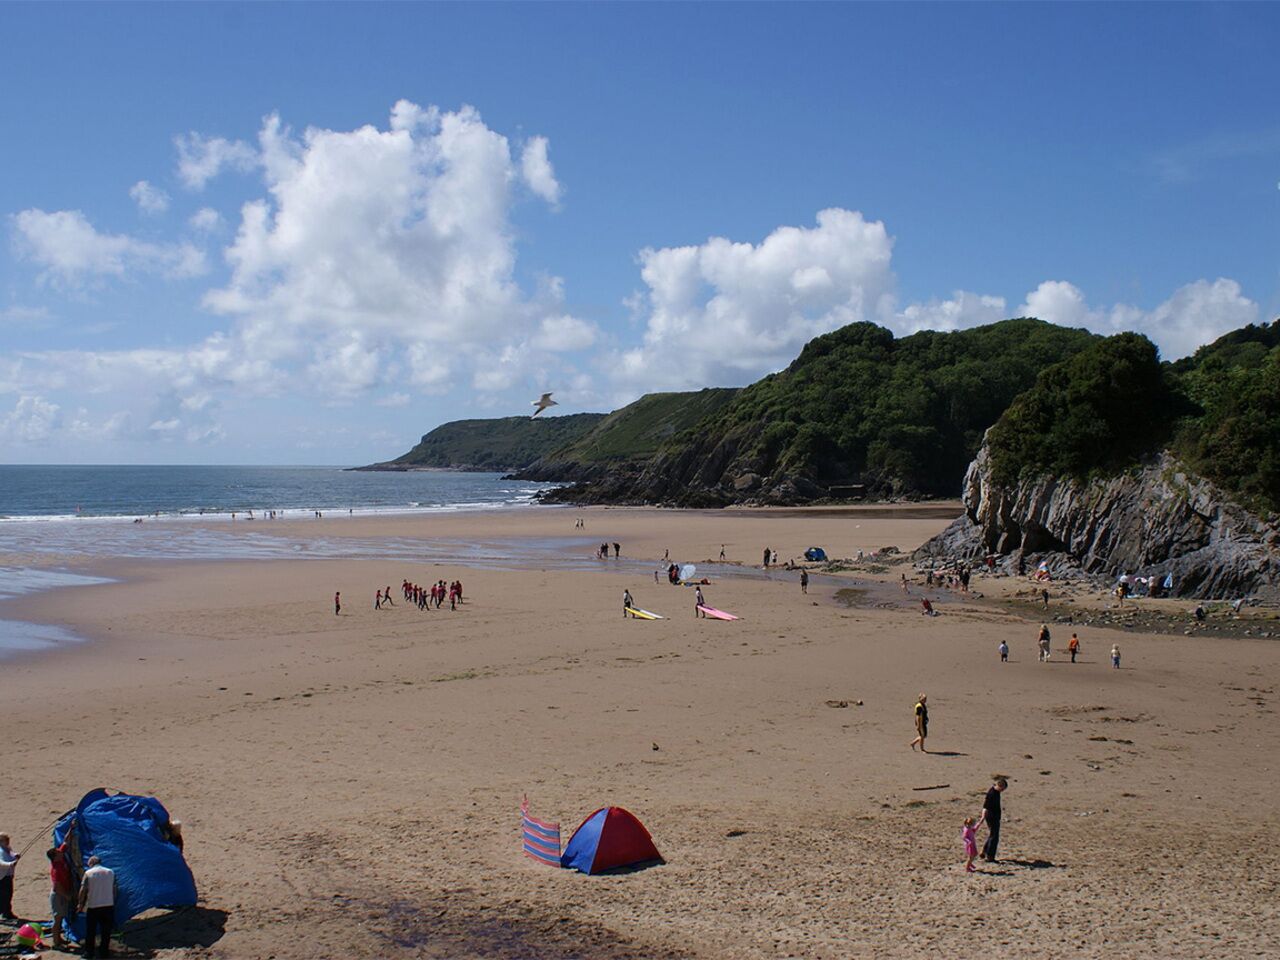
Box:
978;777;1007;862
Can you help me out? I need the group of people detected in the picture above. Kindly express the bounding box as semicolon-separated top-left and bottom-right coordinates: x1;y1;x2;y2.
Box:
924;564;971;592
397;579;463;611
1;818;183;958
1018;625;1119;667
596;541;621;559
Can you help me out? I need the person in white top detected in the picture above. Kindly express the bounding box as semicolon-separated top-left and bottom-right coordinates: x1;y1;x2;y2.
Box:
0;832;19;920
77;855;116;959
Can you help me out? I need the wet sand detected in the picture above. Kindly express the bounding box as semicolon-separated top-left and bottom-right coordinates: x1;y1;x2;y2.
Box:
1;504;1277;958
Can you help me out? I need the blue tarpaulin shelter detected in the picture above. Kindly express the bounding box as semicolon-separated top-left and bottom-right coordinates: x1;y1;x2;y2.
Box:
804;547;827;562
52;789;197;939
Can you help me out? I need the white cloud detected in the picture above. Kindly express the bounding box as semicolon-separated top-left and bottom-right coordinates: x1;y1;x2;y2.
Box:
0;305;52;327
11;209;206;286
174;132;258;190
200;101;580;398
129;180;170;214
1;395;61;443
897;290;1008;333
615;208;896;391
520;136;562;206
188;207;222;232
1018;277;1258;359
376;392;410;408
533;314;598;351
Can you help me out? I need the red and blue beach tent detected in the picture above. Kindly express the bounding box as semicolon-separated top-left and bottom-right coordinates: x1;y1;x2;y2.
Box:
560;806;663;874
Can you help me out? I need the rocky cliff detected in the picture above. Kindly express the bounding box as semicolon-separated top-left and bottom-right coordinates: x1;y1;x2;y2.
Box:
918;444;1279;600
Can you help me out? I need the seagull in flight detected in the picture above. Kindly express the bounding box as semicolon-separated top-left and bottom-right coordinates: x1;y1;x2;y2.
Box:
531;392;558;418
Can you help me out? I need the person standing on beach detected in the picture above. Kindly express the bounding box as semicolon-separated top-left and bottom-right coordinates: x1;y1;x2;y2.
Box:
800;569;809;594
48;840;74;950
375;590;382;610
1111;644;1121;668
909;695;928;753
334;592;341;616
613;542;621;558
77;855;115;960
383;585;393;606
0;833;18;920
999;640;1009;662
977;777;1007;862
961;816;979;873
1069;633;1080;663
719;545;726;561
762;547;771;569
695;585;705;616
623;589;633;616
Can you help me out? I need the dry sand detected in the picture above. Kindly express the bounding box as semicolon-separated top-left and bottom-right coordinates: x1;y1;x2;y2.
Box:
1;505;1278;959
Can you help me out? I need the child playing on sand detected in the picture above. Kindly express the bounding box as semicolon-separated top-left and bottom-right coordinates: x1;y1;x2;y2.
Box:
962;816;978;872
1111;644;1121;669
999;640;1009;662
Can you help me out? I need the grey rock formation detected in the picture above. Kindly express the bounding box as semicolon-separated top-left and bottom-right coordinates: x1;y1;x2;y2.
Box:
918;445;1279;599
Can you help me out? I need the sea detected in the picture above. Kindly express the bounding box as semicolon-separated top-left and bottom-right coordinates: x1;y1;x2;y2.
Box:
0;465;563;656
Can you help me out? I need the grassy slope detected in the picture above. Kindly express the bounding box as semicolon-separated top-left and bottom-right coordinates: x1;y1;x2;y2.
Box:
540;388;741;465
633;319;1099;498
385;413;606;471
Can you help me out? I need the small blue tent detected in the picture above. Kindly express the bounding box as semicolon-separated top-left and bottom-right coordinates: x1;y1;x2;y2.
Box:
804;547;827;562
53;789;197;940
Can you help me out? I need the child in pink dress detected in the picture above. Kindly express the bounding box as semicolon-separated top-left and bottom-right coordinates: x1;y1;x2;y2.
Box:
962;816;978;872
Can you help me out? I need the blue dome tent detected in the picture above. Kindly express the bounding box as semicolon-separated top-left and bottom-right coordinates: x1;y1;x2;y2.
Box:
52;789;197;940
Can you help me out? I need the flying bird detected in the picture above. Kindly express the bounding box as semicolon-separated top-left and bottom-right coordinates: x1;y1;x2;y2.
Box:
531;392;558;418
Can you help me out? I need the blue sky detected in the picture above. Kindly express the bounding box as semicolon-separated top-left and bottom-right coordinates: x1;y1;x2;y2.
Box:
2;2;1277;464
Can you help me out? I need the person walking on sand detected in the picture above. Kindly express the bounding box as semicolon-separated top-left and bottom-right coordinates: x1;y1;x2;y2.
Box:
1037;623;1051;662
961;816;979;873
383;585;393;606
719;545;726;561
375;589;382;610
909;694;929;753
334;591;341;616
800;570;809;594
0;833;19;920
613;542;621;558
77;854;115;960
999;640;1009;662
762;547;771;569
1111;644;1121;669
978;777;1007;862
1069;633;1080;663
623;589;634;617
694;585;705;616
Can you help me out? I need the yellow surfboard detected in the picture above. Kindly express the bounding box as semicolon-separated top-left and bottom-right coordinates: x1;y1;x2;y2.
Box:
626;607;664;620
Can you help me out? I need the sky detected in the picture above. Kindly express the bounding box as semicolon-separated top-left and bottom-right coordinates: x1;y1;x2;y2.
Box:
2;2;1278;465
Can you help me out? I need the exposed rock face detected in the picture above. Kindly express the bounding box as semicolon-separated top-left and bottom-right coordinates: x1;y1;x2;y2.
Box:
919;445;1279;599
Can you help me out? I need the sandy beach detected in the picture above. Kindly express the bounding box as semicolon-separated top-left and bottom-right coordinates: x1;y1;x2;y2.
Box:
2;504;1278;959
